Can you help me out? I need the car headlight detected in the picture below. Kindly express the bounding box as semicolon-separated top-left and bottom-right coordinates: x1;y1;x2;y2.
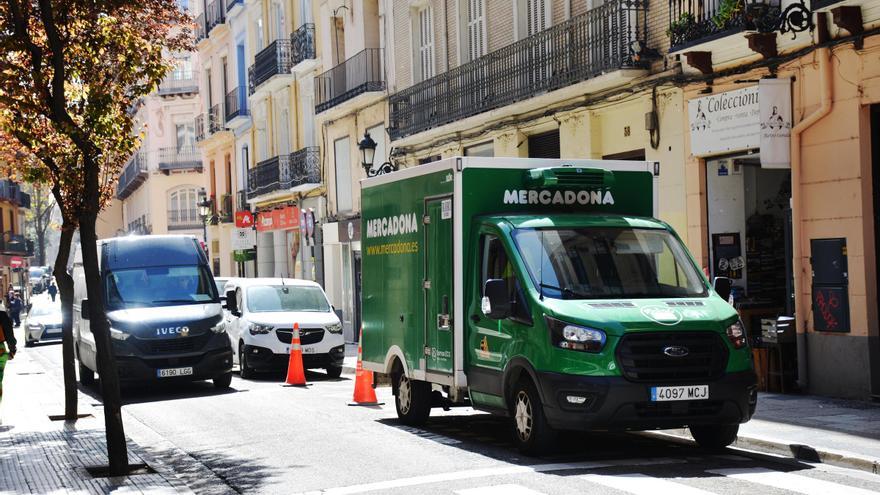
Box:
726;320;747;349
210;320;227;334
28;323;44;332
248;323;273;335
325;322;343;334
545;315;606;353
109;327;130;341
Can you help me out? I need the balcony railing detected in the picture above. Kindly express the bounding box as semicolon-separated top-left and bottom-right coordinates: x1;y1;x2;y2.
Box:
237;189;248;211
209;104;224;133
218;194;234;223
0;180;29;209
291;24;316;66
195;113;207;141
225;86;248;122
206;0;225;31
116;151;148;200
0;232;30;255
315;48;385;114
157;69;199;96
389;1;647;140
248;39;293;95
247;146;320;199
168;210;202;230
225;0;243;12
18;191;30;209
667;0;782;50
158;146;202;172
195;13;207;42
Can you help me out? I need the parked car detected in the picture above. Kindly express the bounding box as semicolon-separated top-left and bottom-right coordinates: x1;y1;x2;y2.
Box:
214;277;232;302
223;278;345;379
28;266;46;293
24;302;62;346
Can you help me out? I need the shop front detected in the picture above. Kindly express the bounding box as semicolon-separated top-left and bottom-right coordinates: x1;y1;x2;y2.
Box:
254;204;301;279
322;217;361;343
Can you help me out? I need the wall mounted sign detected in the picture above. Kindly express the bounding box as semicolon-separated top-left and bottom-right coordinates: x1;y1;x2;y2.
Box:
256;205;301;232
759;78;793;169
231;228;256;250
338;218;361;243
235;210;254;228
689;86;760;157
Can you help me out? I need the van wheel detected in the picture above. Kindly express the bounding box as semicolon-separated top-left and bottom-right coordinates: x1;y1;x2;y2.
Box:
213;371;232;389
394;373;431;426
78;361;95;386
511;379;557;456
690;423;739;450
239;344;254;380
24;339;34;348
325;365;343;379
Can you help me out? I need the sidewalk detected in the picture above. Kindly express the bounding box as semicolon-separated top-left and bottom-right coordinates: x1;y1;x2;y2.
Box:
0;348;193;494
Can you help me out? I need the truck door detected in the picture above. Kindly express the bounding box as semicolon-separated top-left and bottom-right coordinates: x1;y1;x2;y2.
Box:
424;196;454;375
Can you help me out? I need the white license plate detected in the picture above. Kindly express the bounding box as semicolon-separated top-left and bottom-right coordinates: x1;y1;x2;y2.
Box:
650;385;709;401
156;367;193;378
302;347;315;354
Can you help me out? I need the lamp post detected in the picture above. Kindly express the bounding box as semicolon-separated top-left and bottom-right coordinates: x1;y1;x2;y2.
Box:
197;187;213;246
358;131;377;176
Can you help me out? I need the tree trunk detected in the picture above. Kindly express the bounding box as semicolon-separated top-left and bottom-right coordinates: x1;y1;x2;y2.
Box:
37;228;46;266
54;223;77;420
78;214;128;475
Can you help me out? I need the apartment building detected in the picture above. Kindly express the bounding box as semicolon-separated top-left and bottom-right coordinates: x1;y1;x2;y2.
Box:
0;179;32;290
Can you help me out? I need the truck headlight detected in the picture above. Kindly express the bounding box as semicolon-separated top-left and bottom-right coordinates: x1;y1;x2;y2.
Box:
109;327;130;341
28;323;44;332
325;322;343;334
726;320;747;349
210;320;227;334
545;316;606;353
248;323;272;335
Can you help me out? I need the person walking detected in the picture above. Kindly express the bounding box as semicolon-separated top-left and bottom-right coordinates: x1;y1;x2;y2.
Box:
47;281;57;302
0;301;17;412
8;293;22;328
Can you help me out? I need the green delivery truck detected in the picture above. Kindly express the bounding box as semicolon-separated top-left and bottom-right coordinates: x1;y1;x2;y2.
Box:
360;157;757;454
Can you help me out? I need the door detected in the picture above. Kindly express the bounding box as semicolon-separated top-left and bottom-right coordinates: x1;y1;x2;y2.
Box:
424;196;454;374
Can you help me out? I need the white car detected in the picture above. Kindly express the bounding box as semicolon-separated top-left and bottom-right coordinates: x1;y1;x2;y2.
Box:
25;303;63;346
223;278;345;379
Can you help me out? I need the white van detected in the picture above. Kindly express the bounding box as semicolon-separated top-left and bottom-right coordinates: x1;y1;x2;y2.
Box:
223;278;345;378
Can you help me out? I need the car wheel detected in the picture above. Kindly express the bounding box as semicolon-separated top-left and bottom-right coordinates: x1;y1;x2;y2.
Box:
690;423;739;450
510;379;557;456
394;372;431;426
239;343;254;379
325;365;343;379
78;361;95;386
24;339;34;348
213;371;233;389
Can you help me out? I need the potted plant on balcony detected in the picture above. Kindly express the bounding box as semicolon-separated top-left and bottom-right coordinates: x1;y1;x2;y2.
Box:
711;0;745;29
666;12;697;43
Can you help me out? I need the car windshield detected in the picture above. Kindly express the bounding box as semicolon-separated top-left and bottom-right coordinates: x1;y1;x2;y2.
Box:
105;265;218;309
30;305;60;317
512;227;708;299
246;285;332;313
28;267;44;277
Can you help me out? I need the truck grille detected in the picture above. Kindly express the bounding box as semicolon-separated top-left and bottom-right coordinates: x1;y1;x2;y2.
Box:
634;400;724;418
615;331;728;383
276;328;324;345
136;334;210;355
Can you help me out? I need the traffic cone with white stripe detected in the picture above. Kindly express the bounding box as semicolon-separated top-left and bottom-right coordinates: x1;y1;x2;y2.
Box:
349;327;381;406
284;323;307;386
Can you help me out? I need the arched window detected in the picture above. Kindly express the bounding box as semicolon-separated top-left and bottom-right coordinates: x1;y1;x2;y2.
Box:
167;186;199;228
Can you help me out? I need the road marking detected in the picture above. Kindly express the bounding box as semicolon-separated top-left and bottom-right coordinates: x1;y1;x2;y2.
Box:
295;458;684;495
456;484;546;495
581;473;716;495
708;468;880;495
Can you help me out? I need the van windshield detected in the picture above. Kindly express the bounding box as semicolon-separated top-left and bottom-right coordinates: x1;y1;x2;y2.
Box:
246;285;332;313
512;227;707;299
104;265;218;309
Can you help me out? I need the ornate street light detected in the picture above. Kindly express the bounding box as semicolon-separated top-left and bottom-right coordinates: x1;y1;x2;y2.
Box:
358;131;377;176
197;187;213;245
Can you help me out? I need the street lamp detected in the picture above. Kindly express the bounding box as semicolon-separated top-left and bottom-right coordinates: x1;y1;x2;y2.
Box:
197;187;213;245
358;131;377;175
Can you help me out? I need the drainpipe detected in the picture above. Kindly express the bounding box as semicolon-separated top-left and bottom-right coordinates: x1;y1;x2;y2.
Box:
791;40;833;391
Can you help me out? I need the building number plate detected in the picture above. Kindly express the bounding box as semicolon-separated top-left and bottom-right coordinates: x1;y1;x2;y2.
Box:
650;385;709;401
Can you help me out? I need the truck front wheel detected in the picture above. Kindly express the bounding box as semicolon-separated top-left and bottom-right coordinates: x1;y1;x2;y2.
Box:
78;361;94;386
511;380;556;456
689;423;739;450
394;373;431;426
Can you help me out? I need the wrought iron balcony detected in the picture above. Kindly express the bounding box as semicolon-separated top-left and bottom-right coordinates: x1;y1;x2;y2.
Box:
291;23;316;66
116;151;148;200
225;0;243;13
195;113;207;141
195;13;207;42
237;189;248;211
206;0;225;31
209;104;224;133
127;214;152;235
167;210;203;230
225;86;248;123
389;1;647;140
157;69;199;96
248;39;293;95
158;146;202;172
315;48;385;114
17;191;30;209
0;180;27;208
0;232;30;255
247;146;320;199
218;193;234;223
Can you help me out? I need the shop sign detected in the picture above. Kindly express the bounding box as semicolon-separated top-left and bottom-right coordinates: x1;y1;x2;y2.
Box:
256;206;300;232
235;210;254;228
9;257;23;268
233;249;256;262
689;86;760;157
338;218;361;243
231;228;256;250
759;78;793;169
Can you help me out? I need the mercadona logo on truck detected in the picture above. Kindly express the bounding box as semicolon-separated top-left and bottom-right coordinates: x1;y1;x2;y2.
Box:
502;189;615;206
365;212;420;256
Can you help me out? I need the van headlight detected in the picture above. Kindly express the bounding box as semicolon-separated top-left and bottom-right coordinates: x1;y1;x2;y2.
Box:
109;327;130;341
248;323;273;335
325;322;343;334
545;316;606;353
726;320;747;349
210;320;227;334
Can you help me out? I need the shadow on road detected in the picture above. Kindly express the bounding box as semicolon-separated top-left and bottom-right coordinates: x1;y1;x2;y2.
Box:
78;379;242;406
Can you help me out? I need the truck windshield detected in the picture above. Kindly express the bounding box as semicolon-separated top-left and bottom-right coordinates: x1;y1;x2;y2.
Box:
105;265;218;309
246;285;332;313
512;227;707;299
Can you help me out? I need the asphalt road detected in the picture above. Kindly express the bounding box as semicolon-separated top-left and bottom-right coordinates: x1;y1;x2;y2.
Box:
19;297;880;495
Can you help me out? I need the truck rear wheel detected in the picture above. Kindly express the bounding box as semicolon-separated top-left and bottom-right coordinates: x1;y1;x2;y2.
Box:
394;373;431;426
78;361;94;386
689;423;739;450
511;379;556;456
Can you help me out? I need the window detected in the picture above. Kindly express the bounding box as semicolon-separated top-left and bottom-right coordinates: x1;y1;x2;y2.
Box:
481;235;515;297
461;0;486;63
413;7;435;82
366;124;386;168
167;187;199;228
176;123;195;151
256;17;264;51
465;141;494;157
277;108;290;154
334;137;352;212
299;0;312;23
516;0;549;40
241;145;249;194
273;2;285;40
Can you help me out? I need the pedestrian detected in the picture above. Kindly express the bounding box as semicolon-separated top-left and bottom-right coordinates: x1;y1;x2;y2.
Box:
0;301;17;412
8;293;22;328
47;281;57;302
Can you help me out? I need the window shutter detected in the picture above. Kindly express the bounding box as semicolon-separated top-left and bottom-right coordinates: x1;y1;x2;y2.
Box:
467;0;484;62
418;8;435;80
526;0;547;36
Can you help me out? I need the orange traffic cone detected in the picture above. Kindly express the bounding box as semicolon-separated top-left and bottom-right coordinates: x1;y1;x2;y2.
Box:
349;328;382;406
284;323;307;387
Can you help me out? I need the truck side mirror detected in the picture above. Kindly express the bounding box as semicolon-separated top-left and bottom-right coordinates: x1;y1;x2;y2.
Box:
482;279;511;320
81;299;89;320
713;277;732;303
225;290;239;316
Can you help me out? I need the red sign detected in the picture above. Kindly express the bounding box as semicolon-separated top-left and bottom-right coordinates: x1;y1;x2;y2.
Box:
9;257;23;268
256;206;301;232
235;210;254;228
